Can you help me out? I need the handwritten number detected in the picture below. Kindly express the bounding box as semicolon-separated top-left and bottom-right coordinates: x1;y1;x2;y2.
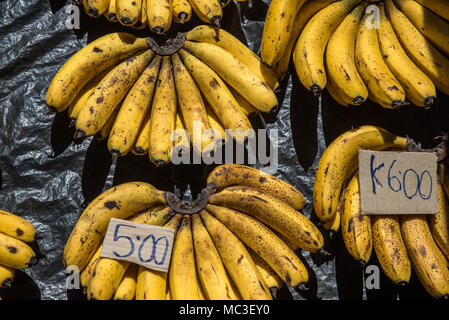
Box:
138;234;170;265
387;160;401;192
418;170;432;200
370;154;384;195
113;224;136;258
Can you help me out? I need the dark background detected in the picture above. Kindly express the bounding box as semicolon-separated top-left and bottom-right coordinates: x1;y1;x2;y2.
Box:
0;0;448;300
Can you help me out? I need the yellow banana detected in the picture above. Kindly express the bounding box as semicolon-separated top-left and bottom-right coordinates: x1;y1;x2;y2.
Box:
207;204;309;290
46;33;148;112
400;215;449;299
183;41;278;113
293;0;361;95
131;109;151;156
94;106;119;142
0;265;14;288
395;0;449;57
229;87;258;117
107;55;161;157
104;0;118;21
377;2;436;107
191;213;239;300
75;50;154;139
187;0;222;25
261;0;307;67
439;162;449;200
325;73;350;107
171;53;215;157
113;263;138;300
186;25;279;90
206;164;306;210
0;210;36;243
326;3;367;105
148;56;177;166
209;186;324;253
169;215;202;300
117;0;141;25
414;0;449;21
0;233;36;269
83;0;110;17
372;215;411;285
172;113;191;158
427;184;449;259
385;0;449;95
133;0;148;29
178;48;253;145
147;0;172;33
205;101;227;145
313;126;408;222
172;0;192;23
80;243;103;289
63;182;166;270
199;210;272;300
273;0;338;80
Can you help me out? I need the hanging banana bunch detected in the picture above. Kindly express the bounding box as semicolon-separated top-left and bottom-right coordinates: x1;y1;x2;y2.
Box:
62;164;326;300
45;27;279;166
261;0;449;108
77;0;251;33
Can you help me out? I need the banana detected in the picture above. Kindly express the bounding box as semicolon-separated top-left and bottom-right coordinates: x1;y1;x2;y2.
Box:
341;173;372;265
273;0;338;80
187;0;222;25
171;53;215;157
322;206;341;233
427;184;449;259
400;215;449;299
191;213;239;300
178;49;253;145
414;0;449;21
46;33;148;112
169;215;202;300
132;109;151;156
0;265;14;288
313;126;408;222
83;0;110;17
209;186;323;253
172;0;192;23
0;210;36;243
205;102;227;145
385;0;449;95
186;25;279;90
133;0;148;29
148;56;177;166
113;263;138;300
207;204;309;289
0;233;36;269
107;55;161;157
147;0;172;33
293;0;361;95
229;87;258;117
247;247;283;299
172;113;191;158
135;213;182;300
199;210;272;300
325;73;349;107
80;243;103;289
326;3;368;106
206;164;306;210
104;0;118;21
63;182;166;270
372;215;411;285
183;41;278;113
394;0;449;57
377;3;436;107
95;106;119;142
439;162;449;200
117;0;141;25
261;0;307;67
75;50;154;139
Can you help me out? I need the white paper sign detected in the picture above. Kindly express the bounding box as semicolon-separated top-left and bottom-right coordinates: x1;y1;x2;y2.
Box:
358;150;438;215
101;218;175;272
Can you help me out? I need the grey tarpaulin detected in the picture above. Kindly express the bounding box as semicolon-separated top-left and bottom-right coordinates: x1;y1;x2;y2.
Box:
0;0;448;300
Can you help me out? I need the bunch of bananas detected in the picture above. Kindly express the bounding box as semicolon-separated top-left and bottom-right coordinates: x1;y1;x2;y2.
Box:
0;210;37;296
46;26;279;166
74;0;249;33
261;0;449;108
313;125;449;299
63;164;325;300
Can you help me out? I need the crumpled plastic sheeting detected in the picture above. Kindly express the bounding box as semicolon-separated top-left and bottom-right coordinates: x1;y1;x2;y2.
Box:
1;0;449;300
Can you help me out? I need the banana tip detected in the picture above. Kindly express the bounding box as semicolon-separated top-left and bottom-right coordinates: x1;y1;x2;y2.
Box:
424;96;437;107
1;279;12;288
269;287;279;299
133;147;145;155
311;85;322;97
353;96;366;105
211;16;221;28
178;13;187;24
152;27;164;35
74;130;87;142
295;283;309;292
397;281;408;286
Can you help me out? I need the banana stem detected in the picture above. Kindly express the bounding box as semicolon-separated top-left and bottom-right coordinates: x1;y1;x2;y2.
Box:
164;184;215;215
146;33;187;56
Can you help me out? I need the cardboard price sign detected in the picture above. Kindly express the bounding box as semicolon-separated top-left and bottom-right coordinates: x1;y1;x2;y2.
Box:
101;218;175;272
358;150;438;215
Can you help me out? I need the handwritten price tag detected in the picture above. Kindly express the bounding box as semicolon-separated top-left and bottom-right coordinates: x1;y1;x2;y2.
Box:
358;150;438;215
100;218;175;272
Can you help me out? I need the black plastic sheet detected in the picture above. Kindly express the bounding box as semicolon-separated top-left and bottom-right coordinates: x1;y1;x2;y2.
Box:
0;0;448;300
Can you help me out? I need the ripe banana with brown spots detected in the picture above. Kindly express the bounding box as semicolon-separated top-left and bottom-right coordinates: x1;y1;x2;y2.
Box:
147;0;172;33
172;0;192;23
209;186;323;253
113;263;138;300
116;0;141;26
94;105;119;142
83;0;110;17
46;32;148;112
0;265;14;288
132;109;152;155
187;0;222;25
427;184;449;259
104;0;118;21
0;233;37;269
414;0;449;21
0;210;36;243
206;164;306;210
